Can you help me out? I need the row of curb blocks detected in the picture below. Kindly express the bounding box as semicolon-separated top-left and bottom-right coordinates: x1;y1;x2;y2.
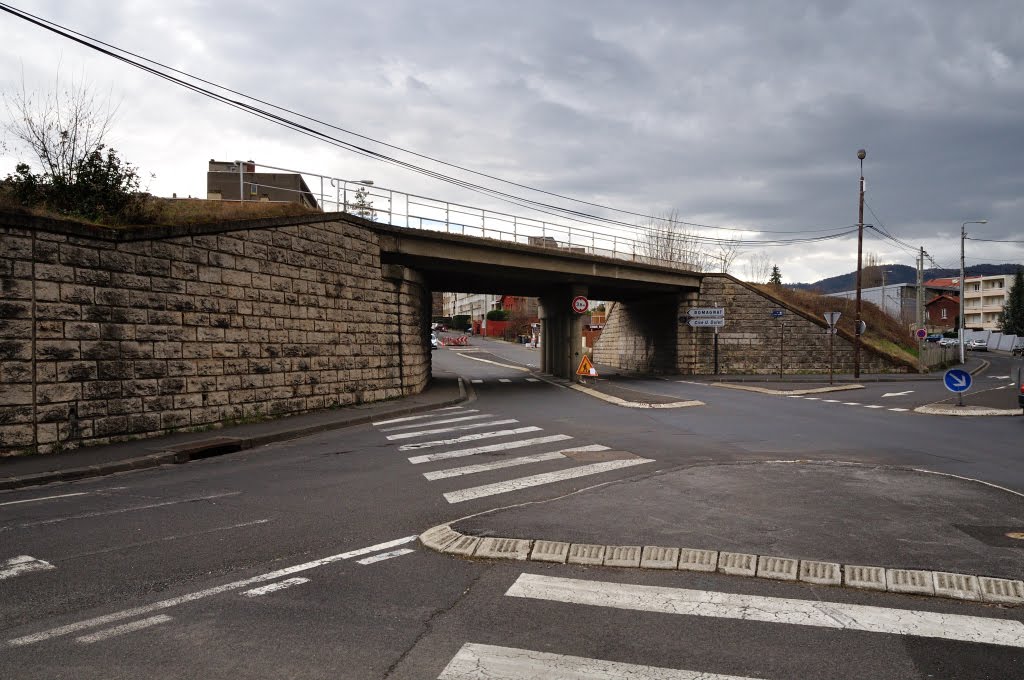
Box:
419;525;1024;606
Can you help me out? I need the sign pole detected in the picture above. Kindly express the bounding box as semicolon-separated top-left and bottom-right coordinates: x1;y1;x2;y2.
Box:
829;326;834;385
714;327;719;375
779;321;784;379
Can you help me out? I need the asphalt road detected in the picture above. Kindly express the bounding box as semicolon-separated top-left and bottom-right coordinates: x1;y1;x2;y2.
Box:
1;343;1022;678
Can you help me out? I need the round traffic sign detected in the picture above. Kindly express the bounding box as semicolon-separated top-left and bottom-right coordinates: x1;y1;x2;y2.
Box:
915;328;927;340
943;368;972;393
571;296;589;314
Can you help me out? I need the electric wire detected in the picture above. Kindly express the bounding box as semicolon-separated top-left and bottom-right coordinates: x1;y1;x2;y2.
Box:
0;1;865;245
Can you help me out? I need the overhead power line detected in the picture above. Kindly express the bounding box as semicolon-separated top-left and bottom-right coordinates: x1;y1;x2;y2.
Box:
0;1;864;248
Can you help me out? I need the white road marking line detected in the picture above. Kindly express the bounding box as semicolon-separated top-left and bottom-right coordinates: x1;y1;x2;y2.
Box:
456;353;531;372
355;548;416;565
882;390;914;397
399;427;543;452
507;574;1024;648
990;375;1010;379
842;402;862;405
786;395;803;398
60;519;271;560
378;413;492;432
471;379;483;384
75;615;173;644
3;492;241;531
526;378;540;383
444;458;654;503
5;535;417;647
242;577;310;597
864;405;885;409
385;419;518;441
438;643;763;680
821;399;840;403
0;555;56;580
373;408;470;427
0;492;89;507
422;444;612;480
407;434;573;464
888;408;910;412
802;397;821;400
498;378;512;383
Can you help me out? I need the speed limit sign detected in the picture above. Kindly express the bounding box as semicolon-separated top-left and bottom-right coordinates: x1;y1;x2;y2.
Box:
571;296;589;314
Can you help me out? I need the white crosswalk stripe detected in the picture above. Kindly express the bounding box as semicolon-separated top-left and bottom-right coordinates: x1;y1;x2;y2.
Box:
423;445;611;480
443;458;654;503
407;434;573;464
438;642;762;680
397;426;543;451
373;407;465;427
378;413;491;432
385;419;518;441
505;573;1024;648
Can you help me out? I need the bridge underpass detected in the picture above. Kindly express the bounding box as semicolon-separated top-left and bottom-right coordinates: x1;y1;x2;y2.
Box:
373;223;702;379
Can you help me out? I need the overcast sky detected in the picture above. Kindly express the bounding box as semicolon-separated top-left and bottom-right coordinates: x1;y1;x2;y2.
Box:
1;0;1022;283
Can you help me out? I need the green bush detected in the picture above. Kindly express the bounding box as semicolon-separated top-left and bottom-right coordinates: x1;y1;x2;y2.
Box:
453;314;471;329
486;309;509;321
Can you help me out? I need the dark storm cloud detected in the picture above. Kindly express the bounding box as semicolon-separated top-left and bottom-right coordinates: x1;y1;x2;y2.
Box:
1;0;1021;279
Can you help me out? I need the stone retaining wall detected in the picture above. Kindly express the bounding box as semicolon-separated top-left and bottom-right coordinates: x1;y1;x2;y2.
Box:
595;275;911;375
0;213;430;455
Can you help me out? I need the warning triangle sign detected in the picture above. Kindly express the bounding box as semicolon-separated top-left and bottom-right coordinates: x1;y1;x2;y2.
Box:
576;355;598;376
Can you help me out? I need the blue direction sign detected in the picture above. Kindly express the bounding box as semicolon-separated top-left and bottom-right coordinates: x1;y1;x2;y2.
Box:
771;310;784;318
943;368;972;393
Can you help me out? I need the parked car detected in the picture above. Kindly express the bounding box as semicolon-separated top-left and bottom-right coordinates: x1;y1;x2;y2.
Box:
925;334;943;343
430;333;440;350
1012;341;1024;357
938;337;959;347
1019;381;1024;412
967;339;988;352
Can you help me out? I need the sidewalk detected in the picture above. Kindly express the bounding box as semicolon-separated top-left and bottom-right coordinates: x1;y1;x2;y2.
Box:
0;377;466;491
432;460;1024;603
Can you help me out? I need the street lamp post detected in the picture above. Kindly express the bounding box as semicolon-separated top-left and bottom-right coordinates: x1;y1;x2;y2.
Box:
853;149;867;379
959;219;988;363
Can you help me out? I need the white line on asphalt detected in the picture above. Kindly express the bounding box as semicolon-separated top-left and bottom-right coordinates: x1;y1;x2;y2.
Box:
422;444;611;480
506;574;1024;648
58;519;271;560
821;399;840;403
438;643;763;680
378;413;492;432
786;395;803;398
355;548;416;565
471;379;483;384
864;405;885;409
444;458;654;503
5;535;418;647
373;408;470;427
889;408;910;412
385;419;518;441
526;378;540;382
2;492;242;531
398;427;543;452
842;402;862;405
243;577;310;597
75;615;173;644
407;434;573;464
498;378;512;383
803;397;821;400
0;492;89;507
456;353;531;372
0;555;56;580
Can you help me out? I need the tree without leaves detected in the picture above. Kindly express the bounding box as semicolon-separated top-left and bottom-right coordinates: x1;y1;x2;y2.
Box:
635;209;714;272
744;252;773;283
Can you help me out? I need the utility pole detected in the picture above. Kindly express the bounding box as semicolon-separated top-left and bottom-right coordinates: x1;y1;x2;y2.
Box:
917;247;925;367
853;149;867;379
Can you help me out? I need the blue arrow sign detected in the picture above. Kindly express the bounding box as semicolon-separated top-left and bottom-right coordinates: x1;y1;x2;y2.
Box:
943;368;972;393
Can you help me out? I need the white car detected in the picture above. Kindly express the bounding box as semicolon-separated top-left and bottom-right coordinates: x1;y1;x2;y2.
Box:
430;333;440;350
938;337;958;347
966;339;988;352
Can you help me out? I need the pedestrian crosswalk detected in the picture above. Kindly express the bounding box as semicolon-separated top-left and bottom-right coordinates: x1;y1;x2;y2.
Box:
373;407;654;504
435;571;1024;678
468;377;542;385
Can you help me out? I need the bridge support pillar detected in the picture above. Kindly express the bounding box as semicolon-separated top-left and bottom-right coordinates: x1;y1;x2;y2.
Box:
539;285;588;379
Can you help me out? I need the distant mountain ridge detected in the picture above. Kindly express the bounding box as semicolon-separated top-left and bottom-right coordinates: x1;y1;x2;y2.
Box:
792;263;1022;294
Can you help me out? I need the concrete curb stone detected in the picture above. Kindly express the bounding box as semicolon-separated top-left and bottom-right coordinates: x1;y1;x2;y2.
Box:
421;524;1024;606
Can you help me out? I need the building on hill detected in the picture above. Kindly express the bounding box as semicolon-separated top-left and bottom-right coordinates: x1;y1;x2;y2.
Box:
952;274;1016;330
925;294;959;332
207;160;319;209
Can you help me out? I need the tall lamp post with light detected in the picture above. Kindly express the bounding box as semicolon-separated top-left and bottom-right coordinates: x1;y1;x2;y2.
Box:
959;219;988;363
853;149;867;379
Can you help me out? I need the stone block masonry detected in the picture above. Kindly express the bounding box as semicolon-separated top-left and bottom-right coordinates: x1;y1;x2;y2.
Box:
595;275;911;375
0;212;431;455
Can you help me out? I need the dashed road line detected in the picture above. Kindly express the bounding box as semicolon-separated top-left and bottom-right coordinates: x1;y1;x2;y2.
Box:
0;492;89;507
355;548;416;565
75;615;173;644
3;492;242;532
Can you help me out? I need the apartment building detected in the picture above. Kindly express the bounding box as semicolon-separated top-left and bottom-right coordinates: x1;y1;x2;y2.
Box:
960;274;1014;330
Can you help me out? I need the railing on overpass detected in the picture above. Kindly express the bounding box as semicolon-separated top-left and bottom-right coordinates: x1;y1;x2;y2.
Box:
217;161;703;271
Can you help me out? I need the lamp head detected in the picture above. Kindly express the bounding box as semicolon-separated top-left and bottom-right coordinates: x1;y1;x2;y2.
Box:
857;149;866;160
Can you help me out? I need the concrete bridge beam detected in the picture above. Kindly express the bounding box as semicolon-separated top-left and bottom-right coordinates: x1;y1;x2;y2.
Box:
539;285;588;379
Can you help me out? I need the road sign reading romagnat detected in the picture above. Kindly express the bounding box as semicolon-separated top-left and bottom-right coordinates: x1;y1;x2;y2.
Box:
688;307;725;318
687;318;726;328
943;368;972;393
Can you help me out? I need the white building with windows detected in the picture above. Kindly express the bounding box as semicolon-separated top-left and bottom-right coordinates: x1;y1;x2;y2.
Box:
961;274;1015;330
442;292;502;323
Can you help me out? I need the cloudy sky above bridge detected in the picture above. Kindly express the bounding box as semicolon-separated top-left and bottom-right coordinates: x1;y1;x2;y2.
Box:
1;0;1022;284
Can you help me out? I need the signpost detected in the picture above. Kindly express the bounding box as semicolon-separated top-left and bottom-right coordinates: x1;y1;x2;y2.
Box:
687;307;725;318
823;312;841;385
576;355;598;378
571;296;589;314
943;367;972;407
682;306;726;374
915;328;928;340
686;318;725;328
